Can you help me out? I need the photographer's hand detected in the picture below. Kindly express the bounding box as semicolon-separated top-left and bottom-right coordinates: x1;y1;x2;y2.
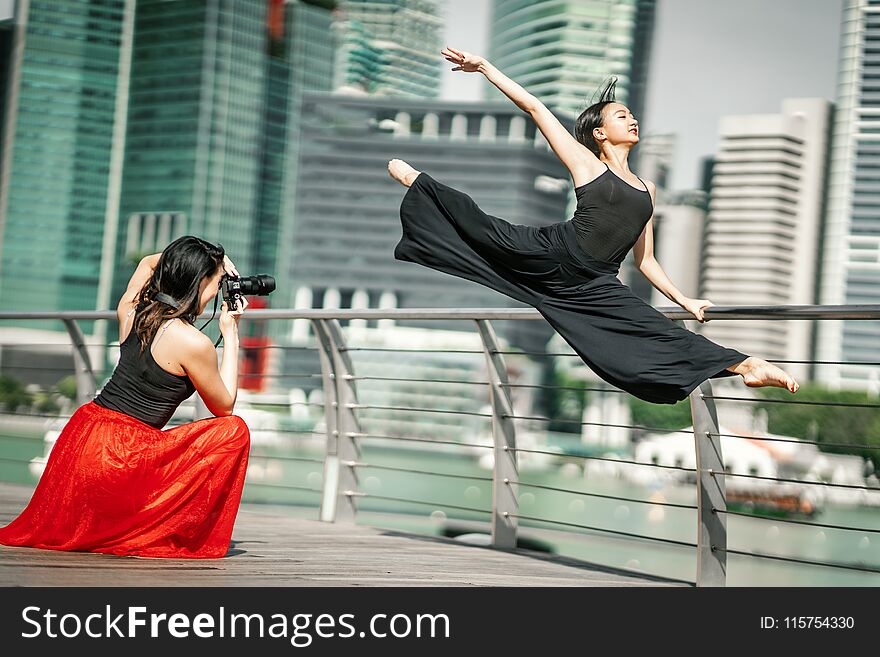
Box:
222;255;239;278
219;297;248;336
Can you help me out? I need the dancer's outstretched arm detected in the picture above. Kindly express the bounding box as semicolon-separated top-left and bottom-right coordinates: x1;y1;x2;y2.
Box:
442;46;604;184
633;183;714;323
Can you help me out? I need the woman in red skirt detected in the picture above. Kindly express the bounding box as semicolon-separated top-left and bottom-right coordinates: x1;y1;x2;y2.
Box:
0;236;251;558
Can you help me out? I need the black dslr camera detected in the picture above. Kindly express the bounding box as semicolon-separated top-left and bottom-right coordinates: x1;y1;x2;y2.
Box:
220;274;275;311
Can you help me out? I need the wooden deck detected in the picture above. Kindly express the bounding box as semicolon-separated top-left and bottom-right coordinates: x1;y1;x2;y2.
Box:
0;483;688;587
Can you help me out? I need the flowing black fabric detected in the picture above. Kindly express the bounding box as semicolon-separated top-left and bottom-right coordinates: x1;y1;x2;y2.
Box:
394;172;748;405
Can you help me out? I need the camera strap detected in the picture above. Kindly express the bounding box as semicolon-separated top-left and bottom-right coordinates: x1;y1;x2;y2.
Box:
197;293;224;348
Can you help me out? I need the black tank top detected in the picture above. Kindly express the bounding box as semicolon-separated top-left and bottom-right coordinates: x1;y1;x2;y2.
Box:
94;321;197;429
571;164;653;264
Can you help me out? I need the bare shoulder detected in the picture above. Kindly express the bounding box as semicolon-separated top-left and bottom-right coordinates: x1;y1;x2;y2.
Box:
173;322;214;355
572;158;612;188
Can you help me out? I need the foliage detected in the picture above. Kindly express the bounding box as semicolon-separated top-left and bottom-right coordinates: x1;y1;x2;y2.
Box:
0;375;33;412
33;391;60;414
754;383;880;471
54;375;78;401
628;396;692;431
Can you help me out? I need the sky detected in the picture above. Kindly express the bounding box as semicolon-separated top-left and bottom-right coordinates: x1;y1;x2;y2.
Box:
440;0;844;190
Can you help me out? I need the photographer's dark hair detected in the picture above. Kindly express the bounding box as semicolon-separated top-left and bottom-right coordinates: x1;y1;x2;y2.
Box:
574;77;618;158
133;236;225;353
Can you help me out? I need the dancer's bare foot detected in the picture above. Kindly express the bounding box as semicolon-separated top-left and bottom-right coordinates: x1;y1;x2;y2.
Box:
730;356;799;393
388;158;421;187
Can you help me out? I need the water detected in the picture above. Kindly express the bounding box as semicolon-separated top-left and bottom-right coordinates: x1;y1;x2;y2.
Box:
3;425;878;586
244;442;880;586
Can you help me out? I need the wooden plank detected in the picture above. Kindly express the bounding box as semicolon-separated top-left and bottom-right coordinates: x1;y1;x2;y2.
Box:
0;483;687;587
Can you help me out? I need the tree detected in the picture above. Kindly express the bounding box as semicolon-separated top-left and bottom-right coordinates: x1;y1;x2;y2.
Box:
628;396;692;432
0;375;34;412
755;384;880;471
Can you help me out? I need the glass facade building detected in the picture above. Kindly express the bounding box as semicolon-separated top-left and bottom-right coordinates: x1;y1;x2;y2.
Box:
332;0;442;98
112;0;336;312
113;0;268;292
256;0;336;279
0;0;133;320
816;0;880;393
487;0;656;120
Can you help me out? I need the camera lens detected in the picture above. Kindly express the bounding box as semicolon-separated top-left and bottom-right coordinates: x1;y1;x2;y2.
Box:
238;274;275;296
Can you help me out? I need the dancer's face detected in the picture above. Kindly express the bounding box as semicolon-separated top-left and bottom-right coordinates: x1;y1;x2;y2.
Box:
197;265;225;315
593;103;639;149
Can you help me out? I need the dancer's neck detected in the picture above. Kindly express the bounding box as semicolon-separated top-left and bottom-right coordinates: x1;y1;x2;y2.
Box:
600;147;633;174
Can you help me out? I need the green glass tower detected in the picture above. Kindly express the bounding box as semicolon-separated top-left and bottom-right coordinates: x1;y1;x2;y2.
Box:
113;0;337;312
488;0;656;120
332;0;442;98
113;0;268;291
0;0;134;320
255;0;336;281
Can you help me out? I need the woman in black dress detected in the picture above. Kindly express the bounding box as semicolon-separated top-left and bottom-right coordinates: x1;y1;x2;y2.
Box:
388;46;798;405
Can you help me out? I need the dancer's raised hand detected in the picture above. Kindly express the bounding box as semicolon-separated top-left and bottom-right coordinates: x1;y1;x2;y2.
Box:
441;46;485;73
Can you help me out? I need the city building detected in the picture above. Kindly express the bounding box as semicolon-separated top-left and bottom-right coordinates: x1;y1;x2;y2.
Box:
487;0;656;120
113;0;336;301
332;0;443;98
699;98;832;383
279;92;573;381
0;0;135;322
816;0;880;393
646;191;707;310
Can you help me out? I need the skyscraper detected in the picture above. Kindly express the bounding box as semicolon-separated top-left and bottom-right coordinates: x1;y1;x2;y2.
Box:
0;0;135;322
816;0;880;393
112;0;336;309
700;99;832;383
332;0;443;98
113;0;268;292
255;0;337;279
487;0;656;120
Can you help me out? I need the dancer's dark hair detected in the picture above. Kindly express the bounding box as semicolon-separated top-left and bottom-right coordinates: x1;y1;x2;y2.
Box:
574;77;619;157
132;236;225;352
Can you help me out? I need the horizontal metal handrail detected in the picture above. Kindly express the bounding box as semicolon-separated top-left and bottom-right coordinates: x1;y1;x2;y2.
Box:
348;461;494;482
248;454;326;465
503;415;697;434
713;508;880;534
349;492;490;516
702;394;880;409
516;480;698;510
708;430;880;451
350;432;493;449
715;547;880;574
244;481;324;494
707;469;879;492
506;446;697;472
2;303;880;321
509;513;698;549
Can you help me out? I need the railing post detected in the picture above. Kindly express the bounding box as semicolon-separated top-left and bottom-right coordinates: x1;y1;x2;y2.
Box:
313;319;361;523
688;379;727;587
62;319;97;406
474;319;518;549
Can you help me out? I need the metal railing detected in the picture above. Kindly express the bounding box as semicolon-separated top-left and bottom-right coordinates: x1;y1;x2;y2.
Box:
2;304;880;586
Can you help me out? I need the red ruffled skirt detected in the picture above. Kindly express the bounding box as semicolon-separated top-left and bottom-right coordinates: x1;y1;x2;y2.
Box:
0;401;250;559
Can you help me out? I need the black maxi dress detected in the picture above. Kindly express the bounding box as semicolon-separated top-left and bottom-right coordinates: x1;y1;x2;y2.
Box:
393;166;749;405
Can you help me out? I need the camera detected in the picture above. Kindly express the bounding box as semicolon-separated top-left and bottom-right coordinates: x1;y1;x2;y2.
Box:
220;274;275;311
